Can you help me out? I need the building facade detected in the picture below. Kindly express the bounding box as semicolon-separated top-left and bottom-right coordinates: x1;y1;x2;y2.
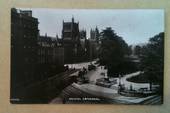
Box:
11;8;39;99
37;35;64;79
89;27;100;60
62;17;81;63
11;8;65;101
90;27;100;43
11;8;39;87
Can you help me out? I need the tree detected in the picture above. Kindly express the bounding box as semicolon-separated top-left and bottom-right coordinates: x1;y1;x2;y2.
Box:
99;27;135;77
140;32;164;93
127;45;133;56
134;45;142;56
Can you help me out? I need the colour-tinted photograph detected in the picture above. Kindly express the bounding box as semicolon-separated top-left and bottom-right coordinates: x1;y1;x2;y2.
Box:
10;8;164;104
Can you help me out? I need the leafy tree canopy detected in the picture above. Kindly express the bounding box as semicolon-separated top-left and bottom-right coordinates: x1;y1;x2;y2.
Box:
140;32;164;83
99;27;137;76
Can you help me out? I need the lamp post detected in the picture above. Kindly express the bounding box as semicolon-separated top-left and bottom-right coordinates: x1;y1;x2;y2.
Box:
119;74;121;86
118;74;122;94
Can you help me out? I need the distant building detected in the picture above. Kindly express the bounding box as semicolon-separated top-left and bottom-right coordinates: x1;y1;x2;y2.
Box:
62;17;81;63
80;30;86;40
89;27;100;59
38;34;64;65
90;27;100;43
79;30;87;52
61;18;101;63
37;35;64;79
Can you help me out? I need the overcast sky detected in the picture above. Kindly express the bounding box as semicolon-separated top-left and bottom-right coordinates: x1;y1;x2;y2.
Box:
19;8;164;45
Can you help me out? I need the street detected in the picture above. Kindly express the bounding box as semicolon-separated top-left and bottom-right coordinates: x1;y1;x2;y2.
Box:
51;60;161;104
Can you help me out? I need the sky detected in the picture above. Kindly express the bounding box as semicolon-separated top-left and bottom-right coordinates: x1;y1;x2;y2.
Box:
19;8;164;45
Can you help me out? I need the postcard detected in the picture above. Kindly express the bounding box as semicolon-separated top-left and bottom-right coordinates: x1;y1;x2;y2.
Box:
10;8;164;104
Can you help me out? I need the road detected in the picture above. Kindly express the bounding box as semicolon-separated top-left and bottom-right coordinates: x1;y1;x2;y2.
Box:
141;95;162;105
51;60;162;104
121;72;150;90
50;83;113;104
65;60;97;69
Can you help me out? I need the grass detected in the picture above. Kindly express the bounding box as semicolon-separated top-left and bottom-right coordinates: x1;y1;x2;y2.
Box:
126;73;150;83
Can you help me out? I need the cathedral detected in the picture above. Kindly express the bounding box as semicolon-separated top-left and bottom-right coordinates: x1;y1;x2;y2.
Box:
62;17;81;63
62;17;100;63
